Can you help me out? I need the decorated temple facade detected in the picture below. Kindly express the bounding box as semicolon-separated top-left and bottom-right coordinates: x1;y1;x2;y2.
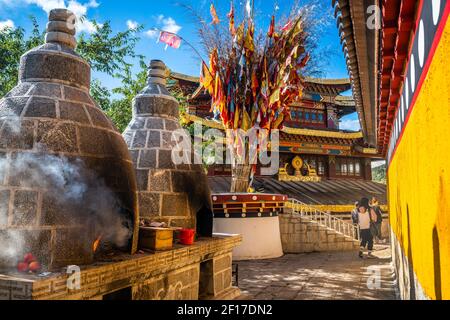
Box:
169;72;381;182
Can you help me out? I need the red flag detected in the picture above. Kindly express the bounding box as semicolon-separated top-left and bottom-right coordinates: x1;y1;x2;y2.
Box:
227;2;236;36
210;4;220;25
299;53;310;68
267;15;275;38
158;31;181;49
281;20;293;32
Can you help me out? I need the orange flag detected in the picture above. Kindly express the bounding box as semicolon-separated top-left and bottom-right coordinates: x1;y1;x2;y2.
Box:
251;71;259;98
210;4;220;25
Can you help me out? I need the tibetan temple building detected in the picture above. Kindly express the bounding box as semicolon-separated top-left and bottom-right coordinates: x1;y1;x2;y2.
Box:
168;72;387;213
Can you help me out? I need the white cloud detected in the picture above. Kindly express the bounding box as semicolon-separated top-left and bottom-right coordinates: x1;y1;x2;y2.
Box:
0;19;15;31
162;17;181;34
0;0;100;33
126;20;138;30
145;29;159;38
339;119;361;131
156;14;164;24
145;15;181;38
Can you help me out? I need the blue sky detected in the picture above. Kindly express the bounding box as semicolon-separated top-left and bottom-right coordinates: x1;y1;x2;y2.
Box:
0;0;360;130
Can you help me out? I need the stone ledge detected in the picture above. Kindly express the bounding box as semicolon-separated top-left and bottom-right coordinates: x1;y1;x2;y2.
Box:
0;235;242;300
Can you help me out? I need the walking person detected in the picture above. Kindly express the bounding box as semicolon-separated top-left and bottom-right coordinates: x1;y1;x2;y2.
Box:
357;198;377;259
370;197;384;243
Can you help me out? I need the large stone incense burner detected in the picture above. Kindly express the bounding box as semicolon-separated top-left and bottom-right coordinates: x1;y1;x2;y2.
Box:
0;9;139;271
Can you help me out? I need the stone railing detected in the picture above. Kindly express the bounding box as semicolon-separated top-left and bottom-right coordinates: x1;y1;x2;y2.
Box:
285;198;360;240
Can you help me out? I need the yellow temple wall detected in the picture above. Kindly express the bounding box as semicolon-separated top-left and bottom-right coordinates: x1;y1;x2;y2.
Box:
388;17;450;300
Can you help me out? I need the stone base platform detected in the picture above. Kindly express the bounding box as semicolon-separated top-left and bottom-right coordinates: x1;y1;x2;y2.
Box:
0;234;242;300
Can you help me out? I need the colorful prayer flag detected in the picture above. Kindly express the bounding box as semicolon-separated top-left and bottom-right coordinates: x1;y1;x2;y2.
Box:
299;53;310;68
234;105;240;129
158;31;181;49
245;0;252;18
235;22;245;44
269;88;280;106
244;22;255;56
210;4;220;25
227;2;236;36
251;71;259;98
242;110;251;131
200;61;214;94
268;15;275;38
281;20;293;32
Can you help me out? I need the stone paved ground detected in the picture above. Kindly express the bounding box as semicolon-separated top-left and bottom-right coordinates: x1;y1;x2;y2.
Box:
235;244;398;300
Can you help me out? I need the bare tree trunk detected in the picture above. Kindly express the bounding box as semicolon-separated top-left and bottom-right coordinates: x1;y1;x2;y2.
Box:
230;163;252;193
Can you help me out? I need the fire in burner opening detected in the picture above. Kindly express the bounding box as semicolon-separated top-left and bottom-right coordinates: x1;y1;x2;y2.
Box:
92;235;103;253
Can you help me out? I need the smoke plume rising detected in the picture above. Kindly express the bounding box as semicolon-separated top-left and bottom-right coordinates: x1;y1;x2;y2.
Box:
0;143;132;267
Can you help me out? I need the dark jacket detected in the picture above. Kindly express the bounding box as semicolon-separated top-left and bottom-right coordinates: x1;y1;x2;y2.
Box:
372;205;383;224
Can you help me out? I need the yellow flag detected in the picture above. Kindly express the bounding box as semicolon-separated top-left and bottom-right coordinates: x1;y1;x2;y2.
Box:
269;88;280;106
234;105;240;129
244;23;255;54
273;114;285;129
235;22;245;44
242;110;252;131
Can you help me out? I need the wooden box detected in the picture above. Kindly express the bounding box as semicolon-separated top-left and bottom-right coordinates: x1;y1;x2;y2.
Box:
138;227;174;251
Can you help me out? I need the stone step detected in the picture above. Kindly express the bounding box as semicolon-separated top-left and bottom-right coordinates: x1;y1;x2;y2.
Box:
295;214;359;243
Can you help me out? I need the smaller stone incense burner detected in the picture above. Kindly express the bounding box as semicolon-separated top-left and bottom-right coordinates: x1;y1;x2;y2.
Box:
123;60;212;231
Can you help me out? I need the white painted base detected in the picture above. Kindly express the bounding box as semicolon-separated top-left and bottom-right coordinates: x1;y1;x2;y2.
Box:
213;217;284;260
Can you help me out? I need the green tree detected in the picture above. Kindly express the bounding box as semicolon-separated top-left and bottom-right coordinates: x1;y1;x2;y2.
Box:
0;17;143;106
0;17;44;97
372;164;387;184
102;59;148;132
1;18;194;133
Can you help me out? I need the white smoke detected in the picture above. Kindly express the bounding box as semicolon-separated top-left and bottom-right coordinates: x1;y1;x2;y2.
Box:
2;115;22;135
0;144;133;267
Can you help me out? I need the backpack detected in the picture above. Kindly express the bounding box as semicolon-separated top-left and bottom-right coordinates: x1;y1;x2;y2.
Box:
351;209;359;224
374;206;383;223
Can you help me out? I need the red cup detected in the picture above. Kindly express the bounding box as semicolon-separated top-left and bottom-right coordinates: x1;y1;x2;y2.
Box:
179;229;195;245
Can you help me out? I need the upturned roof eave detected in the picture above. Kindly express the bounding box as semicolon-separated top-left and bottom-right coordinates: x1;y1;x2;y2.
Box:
332;0;380;148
